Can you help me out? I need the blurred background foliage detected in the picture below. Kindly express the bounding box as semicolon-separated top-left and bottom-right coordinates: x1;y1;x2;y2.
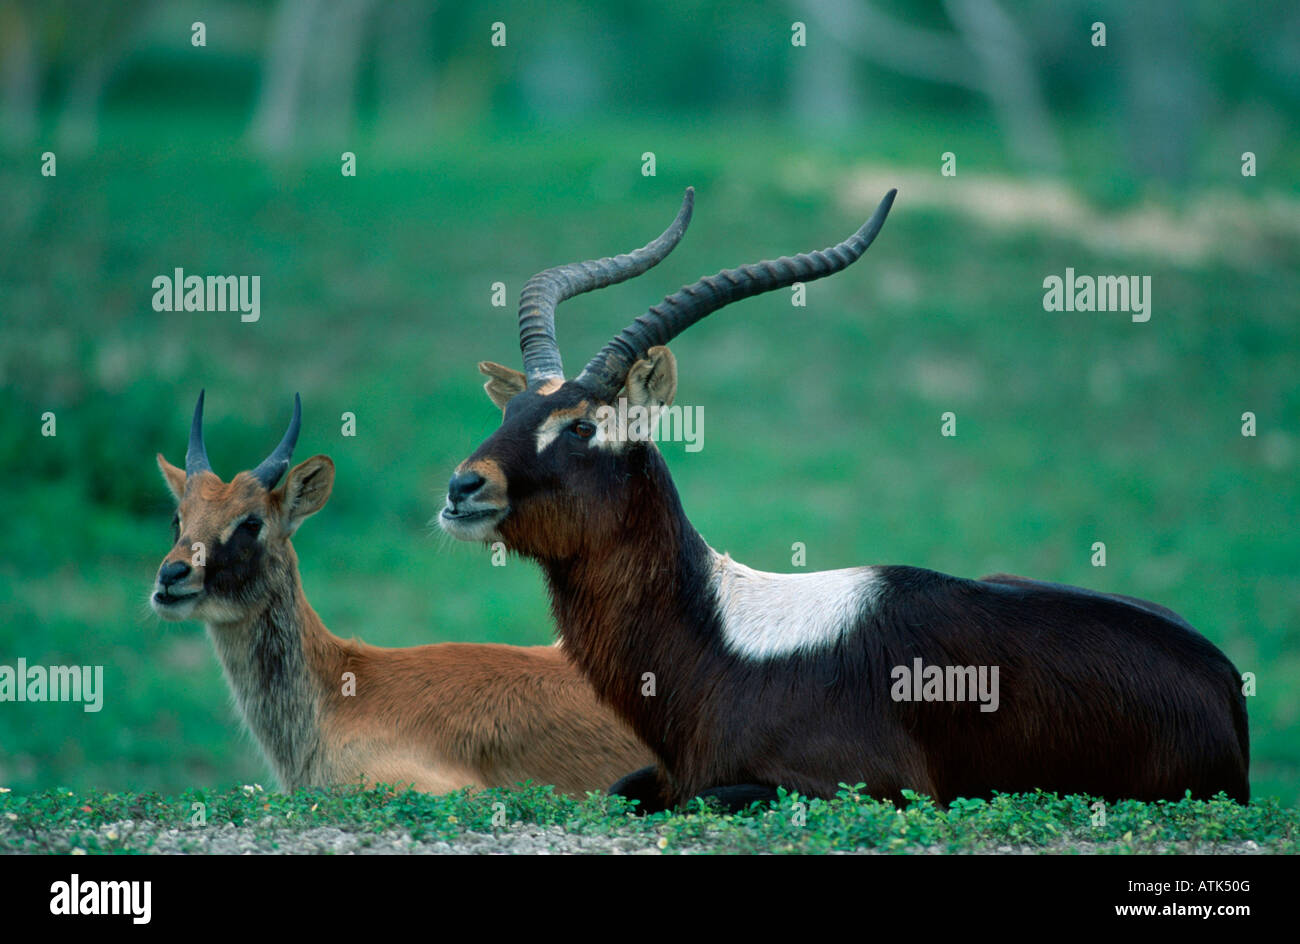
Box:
0;0;1296;801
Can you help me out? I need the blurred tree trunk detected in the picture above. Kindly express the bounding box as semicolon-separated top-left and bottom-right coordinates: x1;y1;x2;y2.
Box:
306;0;376;142
249;0;321;154
249;0;378;154
799;0;1063;172
55;0;159;150
942;0;1063;171
789;16;859;136
1118;3;1203;184
0;0;40;146
373;0;437;137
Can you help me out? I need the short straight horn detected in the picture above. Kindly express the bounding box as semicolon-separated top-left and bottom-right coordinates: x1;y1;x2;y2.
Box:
250;393;302;489
517;189;694;388
576;189;898;400
185;389;213;479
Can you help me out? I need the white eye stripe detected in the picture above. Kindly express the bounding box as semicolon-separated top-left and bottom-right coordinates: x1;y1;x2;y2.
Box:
533;406;637;455
590;414;621;451
534;416;607;453
534;420;566;454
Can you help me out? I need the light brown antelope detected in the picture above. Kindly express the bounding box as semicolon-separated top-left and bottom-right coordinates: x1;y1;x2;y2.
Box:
439;188;1249;813
151;392;652;794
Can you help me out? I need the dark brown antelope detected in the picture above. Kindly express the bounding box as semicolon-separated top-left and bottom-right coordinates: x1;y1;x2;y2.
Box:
151;392;652;794
438;188;1250;812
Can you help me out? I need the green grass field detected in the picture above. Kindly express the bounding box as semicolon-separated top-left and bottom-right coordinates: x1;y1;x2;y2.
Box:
2;785;1296;855
1;111;1297;806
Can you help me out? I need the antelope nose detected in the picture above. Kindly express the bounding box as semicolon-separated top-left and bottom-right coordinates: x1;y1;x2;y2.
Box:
447;471;486;505
158;560;192;587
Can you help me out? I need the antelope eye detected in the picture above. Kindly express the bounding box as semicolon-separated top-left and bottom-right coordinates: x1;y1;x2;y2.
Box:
171;514;180;540
239;516;263;537
570;420;597;441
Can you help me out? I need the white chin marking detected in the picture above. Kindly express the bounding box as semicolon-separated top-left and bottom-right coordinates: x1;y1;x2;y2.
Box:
439;510;502;543
151;594;202;622
711;552;884;660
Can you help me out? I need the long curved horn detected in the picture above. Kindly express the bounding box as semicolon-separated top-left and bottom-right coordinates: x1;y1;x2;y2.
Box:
517;188;694;388
250;393;302;489
575;189;897;399
185;389;213;478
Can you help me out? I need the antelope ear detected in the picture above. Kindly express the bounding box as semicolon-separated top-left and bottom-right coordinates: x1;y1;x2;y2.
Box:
157;454;186;501
479;361;527;410
281;455;334;533
625;346;677;409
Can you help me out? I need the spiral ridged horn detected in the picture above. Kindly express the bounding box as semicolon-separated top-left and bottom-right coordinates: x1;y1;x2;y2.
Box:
517;189;694;388
575;189;897;399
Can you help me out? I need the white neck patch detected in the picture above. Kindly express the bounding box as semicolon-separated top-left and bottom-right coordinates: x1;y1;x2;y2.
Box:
710;551;884;660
